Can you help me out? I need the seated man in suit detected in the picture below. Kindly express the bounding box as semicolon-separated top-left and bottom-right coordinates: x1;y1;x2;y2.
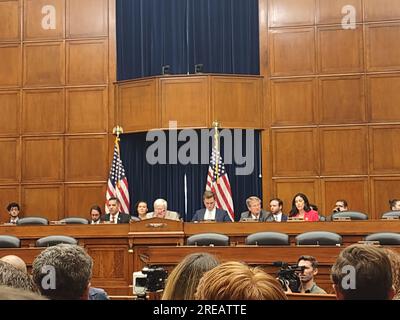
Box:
268;198;288;222
192;191;231;222
104;197;131;224
146;198;180;221
6;202;21;224
240;196;269;222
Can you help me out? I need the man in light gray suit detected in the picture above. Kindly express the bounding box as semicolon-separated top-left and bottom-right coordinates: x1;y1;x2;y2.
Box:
240;196;270;222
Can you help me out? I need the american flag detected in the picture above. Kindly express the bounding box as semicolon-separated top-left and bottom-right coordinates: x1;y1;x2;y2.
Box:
106;138;130;214
206;142;235;221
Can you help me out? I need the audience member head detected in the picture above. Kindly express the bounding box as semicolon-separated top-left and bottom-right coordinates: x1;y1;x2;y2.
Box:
389;199;400;211
269;198;283;215
32;244;93;300
0;255;27;273
331;244;394;300
7;202;20;220
0;261;37;292
89;205;102;223
195;261;287;300
203;191;216;212
107;197;120;216
384;248;400;300
289;193;312;217
134;201;148;219
246;196;262;216
153;199;168;218
333;200;348;213
162;252;219;300
0;286;46;300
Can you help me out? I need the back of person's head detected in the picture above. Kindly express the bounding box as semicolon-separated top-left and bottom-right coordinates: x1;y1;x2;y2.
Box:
0;255;27;273
162;253;219;300
0;261;37;293
195;261;287;300
0;285;46;300
384;248;400;300
32;244;93;300
331;244;394;300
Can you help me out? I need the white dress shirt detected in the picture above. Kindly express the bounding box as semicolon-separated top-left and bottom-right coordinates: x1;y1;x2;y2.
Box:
204;207;216;221
273;212;282;222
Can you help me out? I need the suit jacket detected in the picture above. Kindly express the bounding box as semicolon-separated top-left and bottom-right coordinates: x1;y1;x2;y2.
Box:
146;210;180;221
239;210;270;222
103;213;131;224
265;212;288;222
192;208;231;222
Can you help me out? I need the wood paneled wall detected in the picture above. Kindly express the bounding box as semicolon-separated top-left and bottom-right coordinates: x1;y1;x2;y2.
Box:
261;0;400;218
0;0;115;222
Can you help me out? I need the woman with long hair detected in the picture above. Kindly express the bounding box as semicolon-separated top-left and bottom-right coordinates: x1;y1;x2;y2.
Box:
289;193;319;221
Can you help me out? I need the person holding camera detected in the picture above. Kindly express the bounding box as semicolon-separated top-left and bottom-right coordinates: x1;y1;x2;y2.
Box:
296;255;326;294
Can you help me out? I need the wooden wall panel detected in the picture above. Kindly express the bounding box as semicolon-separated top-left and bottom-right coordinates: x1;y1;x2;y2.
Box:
22;185;63;220
364;0;400;22
117;80;158;132
23;42;64;86
317;0;362;25
371;177;400;219
66;87;107;133
160;77;209;128
65;184;106;217
370;126;400;174
272;128;318;176
368;74;400;122
366;23;400;71
269;28;315;76
0;186;19;223
0;0;20;41
322;178;369;217
66;40;108;85
65;135;107;181
0;44;21;87
319;76;365;124
270;78;316;126
0;90;20;135
274;179;320;214
317;26;363;74
66;0;108;38
22;89;65;134
24;0;65;40
269;0;315;27
0;138;19;182
212;77;262;128
320;127;367;175
22;137;64;182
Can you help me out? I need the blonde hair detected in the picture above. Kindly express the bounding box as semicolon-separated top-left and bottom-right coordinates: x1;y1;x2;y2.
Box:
162;253;219;300
384;248;400;300
195;261;287;300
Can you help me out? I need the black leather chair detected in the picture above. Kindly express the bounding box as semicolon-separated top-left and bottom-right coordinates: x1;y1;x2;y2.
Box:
36;235;78;247
0;235;21;248
245;232;289;245
296;231;342;246
381;211;400;219
59;217;89;224
16;217;49;226
365;232;400;245
186;233;229;246
331;211;368;220
319;215;326;222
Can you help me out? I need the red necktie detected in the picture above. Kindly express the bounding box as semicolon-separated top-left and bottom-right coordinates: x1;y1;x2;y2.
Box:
111;216;115;224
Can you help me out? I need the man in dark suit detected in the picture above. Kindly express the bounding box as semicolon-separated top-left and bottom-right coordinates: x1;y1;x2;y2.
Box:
267;198;288;222
192;191;232;222
240;196;270;222
103;197;131;224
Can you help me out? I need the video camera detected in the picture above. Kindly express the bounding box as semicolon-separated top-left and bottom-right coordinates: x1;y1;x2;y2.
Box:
133;266;168;299
273;261;305;293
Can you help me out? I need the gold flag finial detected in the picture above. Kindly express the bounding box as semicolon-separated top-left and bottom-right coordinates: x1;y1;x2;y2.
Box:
113;126;124;138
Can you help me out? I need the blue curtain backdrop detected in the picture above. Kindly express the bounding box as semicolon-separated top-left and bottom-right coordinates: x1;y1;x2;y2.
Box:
119;130;262;221
116;0;259;80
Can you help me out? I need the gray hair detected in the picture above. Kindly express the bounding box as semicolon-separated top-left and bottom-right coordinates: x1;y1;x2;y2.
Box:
0;261;38;293
246;196;261;208
154;198;168;210
32;244;93;300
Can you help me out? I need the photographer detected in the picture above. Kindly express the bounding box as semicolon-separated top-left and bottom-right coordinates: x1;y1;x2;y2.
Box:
296;255;326;294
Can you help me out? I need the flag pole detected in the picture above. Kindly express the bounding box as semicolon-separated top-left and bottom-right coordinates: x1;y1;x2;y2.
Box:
212;121;220;183
112;126;124;188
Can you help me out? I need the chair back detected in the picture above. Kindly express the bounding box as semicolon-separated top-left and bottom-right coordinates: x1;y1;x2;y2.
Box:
331;211;368;220
0;235;21;248
186;233;229;246
296;231;342;245
245;232;289;245
365;232;400;245
16;217;49;226
59;217;89;224
36;235;78;247
381;211;400;218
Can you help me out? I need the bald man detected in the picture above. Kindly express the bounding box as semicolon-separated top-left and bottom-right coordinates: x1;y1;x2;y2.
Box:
0;255;27;273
